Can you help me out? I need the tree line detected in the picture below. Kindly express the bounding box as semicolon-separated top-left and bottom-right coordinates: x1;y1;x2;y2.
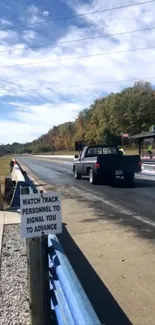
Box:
4;81;155;154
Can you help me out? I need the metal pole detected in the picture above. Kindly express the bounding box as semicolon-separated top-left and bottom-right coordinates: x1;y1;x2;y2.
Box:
138;139;142;155
122;134;123;148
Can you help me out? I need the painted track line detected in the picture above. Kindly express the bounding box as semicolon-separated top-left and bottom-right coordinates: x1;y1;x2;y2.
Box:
74;185;155;228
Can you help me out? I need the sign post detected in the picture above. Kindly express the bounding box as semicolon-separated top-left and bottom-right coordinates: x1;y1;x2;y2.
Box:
121;133;129;148
20;190;62;325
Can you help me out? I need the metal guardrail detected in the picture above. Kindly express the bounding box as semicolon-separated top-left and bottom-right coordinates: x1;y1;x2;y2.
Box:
141;156;155;160
9;159;32;208
48;235;101;325
141;163;155;175
11;158;101;325
11;162;25;182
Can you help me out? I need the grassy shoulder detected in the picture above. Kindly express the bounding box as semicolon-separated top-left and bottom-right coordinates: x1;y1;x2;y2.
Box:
58;149;140;155
36;149;139;155
0;155;11;178
0;155;11;206
33;149;155;156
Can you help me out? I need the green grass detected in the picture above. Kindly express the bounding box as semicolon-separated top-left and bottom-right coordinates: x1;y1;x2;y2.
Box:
0;156;11;178
54;149;139;155
0;156;11;205
36;149;155;156
125;149;138;155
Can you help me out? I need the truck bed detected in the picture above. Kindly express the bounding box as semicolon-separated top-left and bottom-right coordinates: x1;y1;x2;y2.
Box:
94;154;141;174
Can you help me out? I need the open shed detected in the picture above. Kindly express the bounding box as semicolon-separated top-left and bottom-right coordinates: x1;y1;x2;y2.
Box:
130;130;155;155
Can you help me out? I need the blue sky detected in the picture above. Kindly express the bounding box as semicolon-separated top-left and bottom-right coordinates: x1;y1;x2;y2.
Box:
0;0;155;144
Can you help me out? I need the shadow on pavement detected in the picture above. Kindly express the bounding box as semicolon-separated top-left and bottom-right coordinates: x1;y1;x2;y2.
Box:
114;178;155;188
63;189;155;242
58;224;132;325
81;173;155;188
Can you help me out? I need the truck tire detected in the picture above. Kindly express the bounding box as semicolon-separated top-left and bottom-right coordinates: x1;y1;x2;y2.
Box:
74;166;81;179
124;172;134;187
89;168;97;184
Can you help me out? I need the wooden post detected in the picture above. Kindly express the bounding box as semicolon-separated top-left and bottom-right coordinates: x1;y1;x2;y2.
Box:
27;237;43;325
26;236;51;325
21;187;52;325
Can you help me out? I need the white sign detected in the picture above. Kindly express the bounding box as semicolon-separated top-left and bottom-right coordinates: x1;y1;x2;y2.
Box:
20;191;62;238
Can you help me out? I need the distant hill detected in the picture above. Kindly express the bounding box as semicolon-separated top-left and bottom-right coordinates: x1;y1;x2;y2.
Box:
0;142;31;155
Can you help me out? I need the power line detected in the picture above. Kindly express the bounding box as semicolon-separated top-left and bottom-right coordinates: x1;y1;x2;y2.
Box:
0;0;154;32
2;76;155;93
0;26;155;54
1;45;155;69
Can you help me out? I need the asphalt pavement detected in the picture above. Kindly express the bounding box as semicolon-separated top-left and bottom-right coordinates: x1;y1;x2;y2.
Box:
17;155;155;235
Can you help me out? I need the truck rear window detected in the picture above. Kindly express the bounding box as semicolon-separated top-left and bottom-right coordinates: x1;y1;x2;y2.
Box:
86;147;118;156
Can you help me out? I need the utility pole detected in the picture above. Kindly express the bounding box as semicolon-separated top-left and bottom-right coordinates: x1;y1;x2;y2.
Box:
21;188;52;325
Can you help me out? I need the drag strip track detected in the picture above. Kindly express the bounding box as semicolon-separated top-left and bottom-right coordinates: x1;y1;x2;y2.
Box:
17;155;155;235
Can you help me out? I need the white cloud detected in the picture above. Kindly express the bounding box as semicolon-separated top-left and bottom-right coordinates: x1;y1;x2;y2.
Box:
0;18;13;26
0;102;81;144
43;11;49;17
0;0;155;143
9;102;81;126
22;30;38;42
27;4;43;24
28;5;39;15
0;120;47;144
0;30;19;42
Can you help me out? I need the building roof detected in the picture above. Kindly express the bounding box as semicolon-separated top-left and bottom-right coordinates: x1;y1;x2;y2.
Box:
131;130;155;139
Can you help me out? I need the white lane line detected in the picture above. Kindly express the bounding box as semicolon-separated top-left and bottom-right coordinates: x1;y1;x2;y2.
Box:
73;185;132;215
133;215;155;228
73;185;155;228
30;156;73;166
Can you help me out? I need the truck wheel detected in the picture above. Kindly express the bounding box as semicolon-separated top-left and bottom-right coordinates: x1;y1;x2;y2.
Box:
74;167;81;179
89;169;97;184
124;172;134;187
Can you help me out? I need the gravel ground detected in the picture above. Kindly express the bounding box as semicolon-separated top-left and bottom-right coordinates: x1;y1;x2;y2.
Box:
0;224;29;325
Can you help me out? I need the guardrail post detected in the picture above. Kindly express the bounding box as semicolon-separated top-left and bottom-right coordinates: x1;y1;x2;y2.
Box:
20;187;52;325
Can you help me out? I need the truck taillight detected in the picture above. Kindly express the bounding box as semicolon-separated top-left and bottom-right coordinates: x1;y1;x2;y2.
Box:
139;160;142;166
95;162;100;168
